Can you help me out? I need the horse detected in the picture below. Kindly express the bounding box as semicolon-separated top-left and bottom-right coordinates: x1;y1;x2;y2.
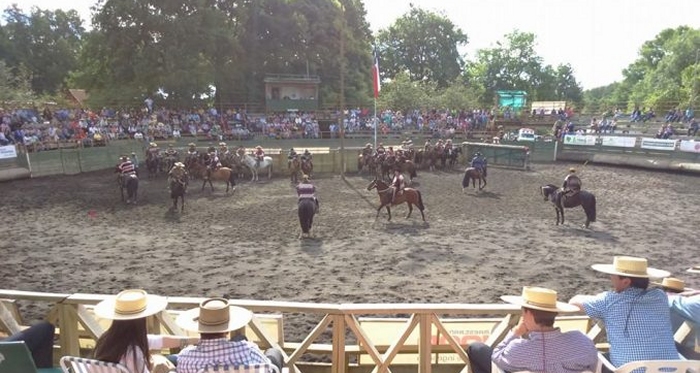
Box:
289;157;301;184
367;179;426;221
298;198;316;239
540;184;597;228
447;147;462;168
301;158;313;179
120;174;139;204
240;153;273;182
462;167;486;191
145;156;160;178
170;178;186;212
202;167;237;193
397;160;418;185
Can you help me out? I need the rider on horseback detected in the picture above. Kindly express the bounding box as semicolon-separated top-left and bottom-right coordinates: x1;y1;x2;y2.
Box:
254;145;265;168
562;168;582;196
287;148;298;168
168;162;188;191
391;168;405;204
424;140;432;152
471;152;487;177
387;146;395;157
296;174;320;214
445;139;453;151
362;143;373;157
376;143;386;156
207;148;221;176
146;142;159;160
116;155;136;187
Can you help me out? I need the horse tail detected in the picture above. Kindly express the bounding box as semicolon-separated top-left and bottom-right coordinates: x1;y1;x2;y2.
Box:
416;190;425;211
228;169;236;186
462;172;469;188
584;193;596;222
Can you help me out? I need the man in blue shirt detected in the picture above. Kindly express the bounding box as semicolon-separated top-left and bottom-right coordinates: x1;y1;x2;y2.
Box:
570;256;680;372
654;277;700;359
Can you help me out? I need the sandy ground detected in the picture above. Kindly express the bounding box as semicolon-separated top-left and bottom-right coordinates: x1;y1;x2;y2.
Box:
1;163;698;343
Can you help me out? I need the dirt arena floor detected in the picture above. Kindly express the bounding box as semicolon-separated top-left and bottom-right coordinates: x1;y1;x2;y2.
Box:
1;163;698;342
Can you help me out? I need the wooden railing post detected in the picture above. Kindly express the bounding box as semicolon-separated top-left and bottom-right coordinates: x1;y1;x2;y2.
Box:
332;314;346;373
58;301;80;357
418;313;432;373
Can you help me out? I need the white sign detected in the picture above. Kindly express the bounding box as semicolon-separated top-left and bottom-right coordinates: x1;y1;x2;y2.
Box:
640;138;677;151
601;136;636;148
0;145;17;159
563;135;597;146
680;140;700;153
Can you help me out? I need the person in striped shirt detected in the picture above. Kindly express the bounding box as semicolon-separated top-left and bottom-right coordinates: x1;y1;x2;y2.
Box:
296;174;319;213
116;155;136;187
467;286;598;373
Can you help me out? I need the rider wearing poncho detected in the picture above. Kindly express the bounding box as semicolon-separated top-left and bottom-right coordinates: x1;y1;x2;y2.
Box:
302;149;312;161
362;143;373;157
287;148;298;168
296;174;319;213
207;148;220;172
186;143;198;158
168;162;188;191
254;146;265;167
116;155;136;187
391;169;405;204
563;168;581;196
145;142;159;160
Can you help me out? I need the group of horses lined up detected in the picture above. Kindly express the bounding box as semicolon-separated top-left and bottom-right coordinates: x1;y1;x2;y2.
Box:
357;146;463;184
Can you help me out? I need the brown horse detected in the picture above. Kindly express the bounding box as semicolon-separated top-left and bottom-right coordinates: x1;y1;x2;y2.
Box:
301;158;313;178
367;179;426;221
289;158;301;183
202;167;236;193
397;160;418;185
462;167;486;191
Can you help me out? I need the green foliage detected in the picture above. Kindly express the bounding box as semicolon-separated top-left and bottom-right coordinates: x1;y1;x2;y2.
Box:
0;5;84;94
376;6;467;89
0;61;34;103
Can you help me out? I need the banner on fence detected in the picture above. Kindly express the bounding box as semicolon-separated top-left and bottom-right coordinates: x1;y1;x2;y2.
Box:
0;145;17;159
563;135;597;146
679;140;700;153
601;136;636;148
640;138;677;151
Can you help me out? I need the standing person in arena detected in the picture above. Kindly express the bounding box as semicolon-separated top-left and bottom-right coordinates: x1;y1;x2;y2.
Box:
569;256;680;372
296;174;319;213
466;286;598;373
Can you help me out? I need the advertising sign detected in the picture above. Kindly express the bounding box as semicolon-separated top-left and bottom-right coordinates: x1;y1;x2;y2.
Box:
640;138;677;151
563;135;597;146
0;145;17;159
679;140;700;153
601;136;636;148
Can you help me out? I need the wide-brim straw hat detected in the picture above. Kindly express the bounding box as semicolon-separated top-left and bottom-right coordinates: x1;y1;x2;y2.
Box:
591;256;670;279
176;298;252;334
219;142;227;146
188;143;196;147
94;289;167;320
501;286;579;313
652;277;687;292
688;266;700;274
174;162;185;168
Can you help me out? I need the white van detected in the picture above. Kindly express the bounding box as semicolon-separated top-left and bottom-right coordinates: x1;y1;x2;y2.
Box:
517;128;537;142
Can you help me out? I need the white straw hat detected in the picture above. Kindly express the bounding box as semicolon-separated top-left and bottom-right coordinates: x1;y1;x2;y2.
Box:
94;289;167;320
501;286;579;313
591;256;670;279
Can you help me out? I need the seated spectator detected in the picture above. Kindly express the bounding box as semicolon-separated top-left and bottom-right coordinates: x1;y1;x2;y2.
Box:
0;321;55;368
176;298;284;373
654;277;700;359
93;289;196;373
569;256;680;372
467;287;597;373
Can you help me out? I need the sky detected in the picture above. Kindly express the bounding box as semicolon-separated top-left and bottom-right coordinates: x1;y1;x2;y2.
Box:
2;0;699;89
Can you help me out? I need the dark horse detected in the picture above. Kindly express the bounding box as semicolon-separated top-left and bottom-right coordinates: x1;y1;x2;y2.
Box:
120;174;139;204
462;167;486;191
170;178;186;213
367;179;426;221
298;198;316;239
540;184;597;228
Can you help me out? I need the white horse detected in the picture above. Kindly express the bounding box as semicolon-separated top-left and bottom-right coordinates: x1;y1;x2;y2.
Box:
241;154;273;181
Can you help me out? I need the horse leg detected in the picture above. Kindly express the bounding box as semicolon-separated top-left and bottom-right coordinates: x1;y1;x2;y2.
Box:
201;179;207;191
386;206;392;221
180;195;185;213
406;203;413;218
376;204;384;219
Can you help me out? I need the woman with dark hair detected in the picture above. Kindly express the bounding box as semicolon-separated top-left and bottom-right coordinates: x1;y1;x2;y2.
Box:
93;289;197;373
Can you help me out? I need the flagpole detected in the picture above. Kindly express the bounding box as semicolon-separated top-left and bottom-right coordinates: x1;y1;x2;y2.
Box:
373;98;377;150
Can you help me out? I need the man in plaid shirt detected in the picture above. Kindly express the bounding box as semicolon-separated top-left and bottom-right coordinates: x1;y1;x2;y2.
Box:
176;298;284;373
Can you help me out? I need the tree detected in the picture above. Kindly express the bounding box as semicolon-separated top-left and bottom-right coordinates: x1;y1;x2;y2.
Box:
376;6;467;88
0;5;84;94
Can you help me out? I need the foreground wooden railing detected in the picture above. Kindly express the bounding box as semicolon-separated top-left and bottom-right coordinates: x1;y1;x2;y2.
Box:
8;289;692;373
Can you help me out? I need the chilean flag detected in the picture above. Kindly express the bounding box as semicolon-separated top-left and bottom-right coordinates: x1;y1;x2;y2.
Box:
372;48;381;98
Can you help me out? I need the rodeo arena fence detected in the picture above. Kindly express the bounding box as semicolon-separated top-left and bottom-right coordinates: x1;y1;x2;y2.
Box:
1;134;700;181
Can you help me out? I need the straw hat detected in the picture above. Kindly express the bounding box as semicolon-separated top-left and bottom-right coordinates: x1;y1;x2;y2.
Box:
188;143;196;147
501;286;579;313
176;298;252;333
219;142;227;147
569;168;576;172
688;266;700;274
150;142;158;147
301;174;310;182
94;289;167;320
174;162;185;168
591;256;670;279
652;277;687;292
